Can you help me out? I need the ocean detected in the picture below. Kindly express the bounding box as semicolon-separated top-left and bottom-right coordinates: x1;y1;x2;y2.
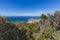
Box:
6;16;40;22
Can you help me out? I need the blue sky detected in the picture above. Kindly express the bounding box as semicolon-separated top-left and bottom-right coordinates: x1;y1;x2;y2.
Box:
0;0;60;16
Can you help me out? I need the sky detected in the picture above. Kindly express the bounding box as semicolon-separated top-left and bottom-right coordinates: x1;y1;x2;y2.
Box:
0;0;60;16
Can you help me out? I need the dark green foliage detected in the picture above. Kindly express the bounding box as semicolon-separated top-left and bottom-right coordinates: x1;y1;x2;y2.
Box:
40;14;48;20
0;17;34;40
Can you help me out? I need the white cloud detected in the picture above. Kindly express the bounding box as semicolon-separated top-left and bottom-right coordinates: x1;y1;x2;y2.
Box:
0;9;54;16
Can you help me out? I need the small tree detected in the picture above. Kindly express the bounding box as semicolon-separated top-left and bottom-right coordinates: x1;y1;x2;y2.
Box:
40;14;48;20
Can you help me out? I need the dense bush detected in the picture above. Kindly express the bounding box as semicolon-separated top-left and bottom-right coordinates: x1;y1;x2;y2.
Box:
0;11;60;40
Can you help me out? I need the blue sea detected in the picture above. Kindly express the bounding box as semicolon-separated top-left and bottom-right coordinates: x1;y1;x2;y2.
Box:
6;16;40;22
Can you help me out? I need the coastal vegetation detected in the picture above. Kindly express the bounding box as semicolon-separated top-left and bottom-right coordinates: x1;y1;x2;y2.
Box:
0;11;60;40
